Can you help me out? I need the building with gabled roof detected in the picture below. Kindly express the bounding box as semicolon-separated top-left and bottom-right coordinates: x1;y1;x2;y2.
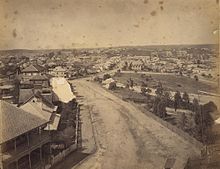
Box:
21;64;45;74
20;97;55;121
18;65;52;102
131;60;145;71
0;100;51;169
29;74;50;89
20;64;46;83
49;66;67;78
0;100;48;144
19;95;60;131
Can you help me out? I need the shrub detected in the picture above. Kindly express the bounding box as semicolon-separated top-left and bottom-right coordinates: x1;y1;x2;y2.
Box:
194;75;199;81
103;74;111;80
108;82;117;90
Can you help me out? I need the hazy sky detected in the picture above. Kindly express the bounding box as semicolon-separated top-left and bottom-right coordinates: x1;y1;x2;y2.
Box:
0;0;219;49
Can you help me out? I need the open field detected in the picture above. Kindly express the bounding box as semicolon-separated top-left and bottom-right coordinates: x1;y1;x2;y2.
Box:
114;72;218;94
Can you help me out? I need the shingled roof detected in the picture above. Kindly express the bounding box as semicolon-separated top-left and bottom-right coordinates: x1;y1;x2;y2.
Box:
0;100;48;144
21;64;45;73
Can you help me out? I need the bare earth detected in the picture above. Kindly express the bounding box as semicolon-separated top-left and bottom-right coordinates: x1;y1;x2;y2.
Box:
71;79;201;169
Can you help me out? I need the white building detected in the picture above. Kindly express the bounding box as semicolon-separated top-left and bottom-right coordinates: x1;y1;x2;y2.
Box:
49;66;67;77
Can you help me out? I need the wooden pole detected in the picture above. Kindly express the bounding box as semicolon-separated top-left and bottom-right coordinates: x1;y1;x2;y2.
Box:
16;160;19;169
14;138;17;152
49;143;52;165
27;133;30;147
40;147;42;162
39;127;42;140
28;153;32;169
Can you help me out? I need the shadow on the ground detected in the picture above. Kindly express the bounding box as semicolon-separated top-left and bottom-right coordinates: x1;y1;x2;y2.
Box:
52;151;90;169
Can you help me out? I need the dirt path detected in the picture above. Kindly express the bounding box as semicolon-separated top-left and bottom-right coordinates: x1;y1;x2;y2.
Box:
71;79;201;169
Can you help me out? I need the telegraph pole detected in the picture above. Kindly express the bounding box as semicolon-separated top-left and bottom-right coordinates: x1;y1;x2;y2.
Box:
198;90;207;155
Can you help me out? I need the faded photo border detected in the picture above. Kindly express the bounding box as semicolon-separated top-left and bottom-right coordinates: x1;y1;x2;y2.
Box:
0;0;220;169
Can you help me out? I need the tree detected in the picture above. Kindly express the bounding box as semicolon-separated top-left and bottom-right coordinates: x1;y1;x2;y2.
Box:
124;61;128;70
115;69;121;77
141;81;147;87
49;52;55;58
197;59;201;64
125;83;129;88
157;99;167;119
155;82;163;96
155;87;163;96
194;75;199;81
141;87;147;95
103;74;111;80
153;96;161;115
174;91;182;111
164;91;172;106
158;81;163;88
180;113;187;130
192;98;199;113
144;88;152;98
128;62;133;70
60;126;75;146
202;101;217;113
146;88;152;93
129;78;134;88
57;51;61;55
193;101;215;144
109;82;117;90
182;92;190;109
193;98;202;139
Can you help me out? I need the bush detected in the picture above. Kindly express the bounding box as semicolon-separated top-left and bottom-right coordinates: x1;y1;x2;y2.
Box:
108;82;117;90
202;101;217;113
194;75;199;81
103;74;111;80
141;87;147;95
141;81;148;87
93;76;102;83
146;88;152;93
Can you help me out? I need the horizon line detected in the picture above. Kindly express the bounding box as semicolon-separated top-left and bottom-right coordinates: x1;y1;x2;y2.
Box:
0;43;218;51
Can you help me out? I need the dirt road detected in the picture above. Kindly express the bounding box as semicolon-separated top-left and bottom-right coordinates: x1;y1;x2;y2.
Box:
71;79;201;169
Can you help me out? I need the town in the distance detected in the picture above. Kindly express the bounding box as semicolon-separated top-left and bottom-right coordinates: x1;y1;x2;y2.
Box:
0;44;219;169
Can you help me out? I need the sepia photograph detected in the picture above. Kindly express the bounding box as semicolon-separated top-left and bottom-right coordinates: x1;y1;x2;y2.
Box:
0;0;219;169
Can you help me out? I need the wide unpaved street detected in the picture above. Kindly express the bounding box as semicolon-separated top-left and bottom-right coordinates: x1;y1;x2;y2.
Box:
72;79;201;169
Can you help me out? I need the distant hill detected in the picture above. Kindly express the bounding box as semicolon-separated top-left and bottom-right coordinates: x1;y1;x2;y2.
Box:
0;49;60;57
0;44;218;57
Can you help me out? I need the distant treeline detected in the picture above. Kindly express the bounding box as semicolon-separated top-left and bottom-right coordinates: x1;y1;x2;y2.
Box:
0;43;217;57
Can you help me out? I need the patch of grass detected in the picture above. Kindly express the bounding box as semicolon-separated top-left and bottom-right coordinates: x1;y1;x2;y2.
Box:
114;73;217;94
